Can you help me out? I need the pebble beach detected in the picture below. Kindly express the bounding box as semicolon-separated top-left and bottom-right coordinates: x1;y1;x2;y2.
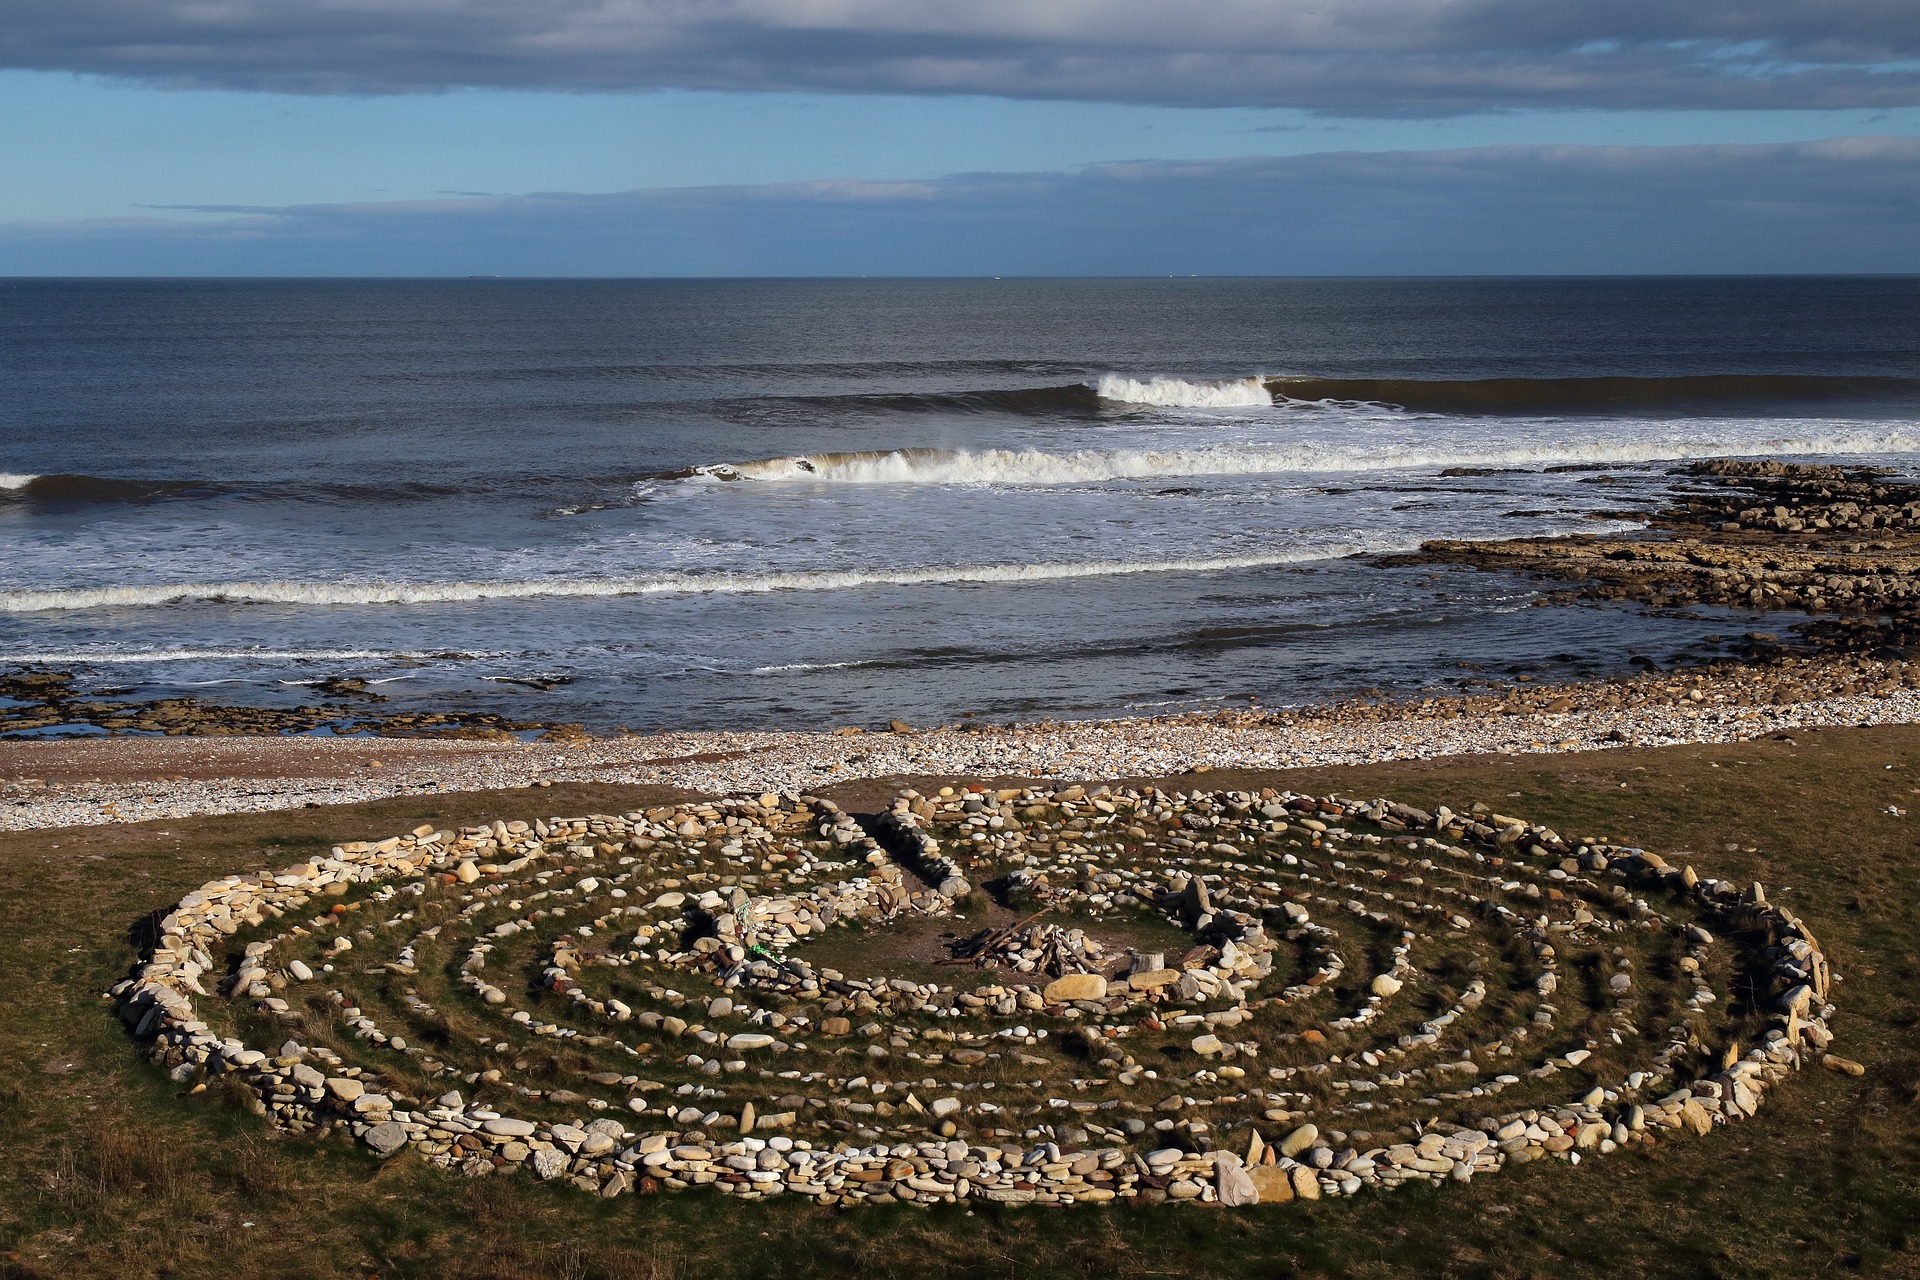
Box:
8;653;1919;830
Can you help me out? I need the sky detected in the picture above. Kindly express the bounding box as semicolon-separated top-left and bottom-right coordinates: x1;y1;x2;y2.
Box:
1;1;1918;274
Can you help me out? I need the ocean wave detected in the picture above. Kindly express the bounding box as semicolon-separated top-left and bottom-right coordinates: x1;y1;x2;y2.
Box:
691;429;1920;488
0;648;458;662
0;472;229;504
0;549;1403;614
739;384;1100;417
748;373;1272;418
731;371;1920;422
1095;375;1273;408
1269;373;1920;414
0;471;555;507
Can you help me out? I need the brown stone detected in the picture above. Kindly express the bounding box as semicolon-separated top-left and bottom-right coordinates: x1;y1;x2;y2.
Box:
1249;1165;1294;1203
1042;974;1108;1003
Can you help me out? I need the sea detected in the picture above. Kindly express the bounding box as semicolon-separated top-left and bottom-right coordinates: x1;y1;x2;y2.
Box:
2;276;1917;734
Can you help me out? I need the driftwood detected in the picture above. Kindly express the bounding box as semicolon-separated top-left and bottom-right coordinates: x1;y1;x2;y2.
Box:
938;905;1059;966
939;909;1121;979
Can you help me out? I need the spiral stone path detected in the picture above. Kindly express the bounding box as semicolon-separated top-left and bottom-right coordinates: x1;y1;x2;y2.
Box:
115;783;1844;1206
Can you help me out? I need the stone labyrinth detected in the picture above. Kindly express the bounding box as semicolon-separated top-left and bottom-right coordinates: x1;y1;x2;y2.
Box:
116;784;1845;1207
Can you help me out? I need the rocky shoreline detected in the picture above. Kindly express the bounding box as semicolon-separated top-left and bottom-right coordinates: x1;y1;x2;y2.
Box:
0;670;589;740
12;460;1920;832
1395;459;1920;657
7;649;1920;830
6;462;1904;748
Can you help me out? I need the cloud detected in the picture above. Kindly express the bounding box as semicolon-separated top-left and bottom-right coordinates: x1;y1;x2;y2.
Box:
5;1;1920;113
3;136;1918;276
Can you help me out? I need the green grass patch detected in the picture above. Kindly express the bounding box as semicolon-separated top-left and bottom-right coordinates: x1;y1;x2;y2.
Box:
2;745;1918;1278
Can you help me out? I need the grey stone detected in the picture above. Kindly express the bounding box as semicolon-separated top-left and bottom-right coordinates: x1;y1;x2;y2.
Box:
726;1032;776;1051
482;1117;538;1138
363;1122;408;1156
1214;1156;1258;1207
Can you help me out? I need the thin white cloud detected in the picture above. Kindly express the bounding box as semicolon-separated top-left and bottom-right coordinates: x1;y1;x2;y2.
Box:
3;0;1920;112
2;136;1916;275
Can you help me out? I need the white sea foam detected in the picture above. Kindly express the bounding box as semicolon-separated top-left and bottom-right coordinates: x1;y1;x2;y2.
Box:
0;473;38;490
1094;375;1272;408
0;547;1406;614
695;429;1920;488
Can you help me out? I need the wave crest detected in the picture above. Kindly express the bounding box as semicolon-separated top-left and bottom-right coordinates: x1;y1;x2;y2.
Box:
748;373;1920;421
1096;375;1272;408
690;430;1920;488
0;549;1400;614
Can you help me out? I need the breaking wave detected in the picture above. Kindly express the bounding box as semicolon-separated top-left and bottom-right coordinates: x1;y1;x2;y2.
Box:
0;648;436;663
1095;375;1272;407
0;473;37;490
737;372;1920;421
0;548;1406;614
744;374;1271;418
692;429;1920;488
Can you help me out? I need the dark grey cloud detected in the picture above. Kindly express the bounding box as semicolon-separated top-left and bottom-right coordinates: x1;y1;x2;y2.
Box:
4;1;1920;113
5;136;1917;275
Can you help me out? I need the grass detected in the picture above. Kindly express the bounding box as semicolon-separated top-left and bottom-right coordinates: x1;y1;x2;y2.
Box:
2;738;1919;1279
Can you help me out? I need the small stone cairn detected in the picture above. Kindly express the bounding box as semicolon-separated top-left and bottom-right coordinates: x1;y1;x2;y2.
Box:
112;783;1846;1207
